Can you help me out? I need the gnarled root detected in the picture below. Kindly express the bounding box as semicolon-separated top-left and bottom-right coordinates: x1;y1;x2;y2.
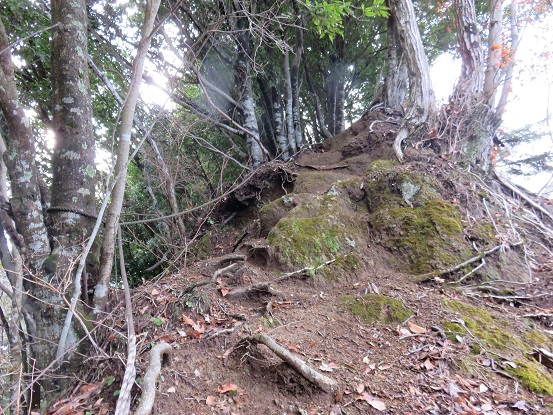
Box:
134;342;172;415
238;333;338;393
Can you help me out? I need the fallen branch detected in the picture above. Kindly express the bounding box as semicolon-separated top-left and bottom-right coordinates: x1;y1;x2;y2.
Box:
134;342;172;415
212;262;242;282
239;333;337;393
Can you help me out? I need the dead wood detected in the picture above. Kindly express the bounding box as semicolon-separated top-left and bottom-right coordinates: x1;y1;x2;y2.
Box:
239;333;338;393
134;342;172;415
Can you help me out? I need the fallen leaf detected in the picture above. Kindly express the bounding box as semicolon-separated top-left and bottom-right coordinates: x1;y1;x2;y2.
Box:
356;383;365;394
288;345;300;353
217;383;238;394
356;393;386;411
408;321;427;334
479;384;489;393
206;395;216;406
378;363;391;371
182;314;195;326
167;387;176;393
220;288;229;297
151;288;160;296
194;369;201;377
423;359;435;371
481;403;493;411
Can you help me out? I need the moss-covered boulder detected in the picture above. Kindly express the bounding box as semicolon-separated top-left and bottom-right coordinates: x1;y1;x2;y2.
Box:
266;189;366;270
365;160;472;274
341;294;412;324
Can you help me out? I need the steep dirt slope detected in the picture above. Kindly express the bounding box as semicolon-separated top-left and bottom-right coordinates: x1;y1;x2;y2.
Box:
54;110;553;415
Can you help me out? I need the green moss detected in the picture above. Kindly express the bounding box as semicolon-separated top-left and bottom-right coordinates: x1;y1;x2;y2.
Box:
365;159;398;174
443;300;521;350
191;234;212;260
342;294;412;324
259;196;297;236
260;316;280;328
508;360;553;396
319;254;363;281
267;194;364;269
370;200;465;274
523;329;552;349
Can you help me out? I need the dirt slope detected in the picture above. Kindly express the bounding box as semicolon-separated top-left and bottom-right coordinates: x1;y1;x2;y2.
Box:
54;110;553;415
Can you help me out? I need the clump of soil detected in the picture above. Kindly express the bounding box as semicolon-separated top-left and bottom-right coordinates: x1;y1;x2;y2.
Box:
61;110;553;415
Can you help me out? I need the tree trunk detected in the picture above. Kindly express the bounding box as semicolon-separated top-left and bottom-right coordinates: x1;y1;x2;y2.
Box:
272;86;289;159
291;15;303;149
325;36;346;136
384;12;408;108
284;50;297;153
94;0;162;314
388;0;435;161
452;0;485;98
483;0;503;106
47;0;97;378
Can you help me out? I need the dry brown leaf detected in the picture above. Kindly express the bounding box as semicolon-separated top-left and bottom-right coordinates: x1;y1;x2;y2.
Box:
206;395;216;406
182;313;195;326
356;393;386;411
408;321;427;334
288;345;300;353
220;288;229;297
356;383;365;394
151;288;160;296
423;359;435;371
378;363;391;371
217;383;238;394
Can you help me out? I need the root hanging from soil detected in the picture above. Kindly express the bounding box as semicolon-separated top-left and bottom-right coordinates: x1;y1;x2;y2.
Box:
238;333;338;393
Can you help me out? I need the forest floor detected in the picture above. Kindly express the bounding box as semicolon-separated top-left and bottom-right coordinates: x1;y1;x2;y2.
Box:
50;111;553;415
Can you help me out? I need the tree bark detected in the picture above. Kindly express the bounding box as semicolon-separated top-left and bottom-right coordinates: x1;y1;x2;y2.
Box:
284;50;297;153
384;11;408;108
388;0;435;161
452;0;485;98
483;0;503;106
94;0;162;315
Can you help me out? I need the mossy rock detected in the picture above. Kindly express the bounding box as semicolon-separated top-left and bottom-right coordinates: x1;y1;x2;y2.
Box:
341;294;412;324
259;194;306;237
267;193;365;269
369;199;468;274
318;254;364;282
190;234;212;260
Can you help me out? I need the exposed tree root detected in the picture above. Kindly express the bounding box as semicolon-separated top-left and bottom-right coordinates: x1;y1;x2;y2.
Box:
418;242;523;283
238;333;338;393
225;283;282;298
134;342;172;415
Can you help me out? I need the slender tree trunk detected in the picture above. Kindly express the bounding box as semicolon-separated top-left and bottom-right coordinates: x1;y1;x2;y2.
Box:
388;0;435;161
94;0;162;315
303;59;332;140
484;0;503;106
494;0;518;124
272;86;289;159
284;50;297;153
291;16;303;148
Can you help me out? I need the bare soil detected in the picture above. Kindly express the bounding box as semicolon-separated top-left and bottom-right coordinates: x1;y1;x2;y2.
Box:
52;111;553;415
